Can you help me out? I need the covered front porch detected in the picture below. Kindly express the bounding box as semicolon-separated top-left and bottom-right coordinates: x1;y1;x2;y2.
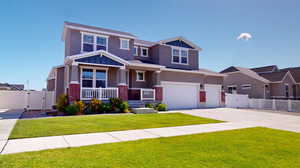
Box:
65;50;163;103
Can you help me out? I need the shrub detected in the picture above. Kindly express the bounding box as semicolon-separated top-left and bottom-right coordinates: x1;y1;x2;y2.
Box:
65;105;78;116
120;101;130;113
57;94;69;112
155;103;168;111
145;103;154;108
74;100;85;115
88;98;102;114
109;98;123;112
101;103;112;113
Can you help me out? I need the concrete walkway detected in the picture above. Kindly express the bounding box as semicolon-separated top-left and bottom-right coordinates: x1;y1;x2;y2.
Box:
0;109;24;153
1;121;259;154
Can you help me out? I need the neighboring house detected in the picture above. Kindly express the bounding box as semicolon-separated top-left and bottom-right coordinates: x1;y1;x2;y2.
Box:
0;83;24;91
47;21;225;109
220;65;300;99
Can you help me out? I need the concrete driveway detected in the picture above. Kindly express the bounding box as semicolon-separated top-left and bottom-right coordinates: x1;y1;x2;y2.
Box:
178;108;300;133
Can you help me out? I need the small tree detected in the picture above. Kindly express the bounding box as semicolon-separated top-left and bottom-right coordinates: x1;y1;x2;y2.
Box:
57;94;69;112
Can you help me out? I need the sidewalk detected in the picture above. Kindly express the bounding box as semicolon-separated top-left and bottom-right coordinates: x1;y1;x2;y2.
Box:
1;121;259;154
0;109;24;153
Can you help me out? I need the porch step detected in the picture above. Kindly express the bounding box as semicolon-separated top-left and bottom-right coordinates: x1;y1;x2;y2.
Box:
128;101;161;108
131;108;157;114
128;101;145;108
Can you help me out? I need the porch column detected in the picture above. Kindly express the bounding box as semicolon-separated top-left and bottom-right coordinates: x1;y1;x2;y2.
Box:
153;71;163;101
118;67;128;101
68;64;80;102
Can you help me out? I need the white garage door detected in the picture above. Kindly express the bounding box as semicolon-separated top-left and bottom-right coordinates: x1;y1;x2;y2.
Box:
162;81;199;109
205;84;221;107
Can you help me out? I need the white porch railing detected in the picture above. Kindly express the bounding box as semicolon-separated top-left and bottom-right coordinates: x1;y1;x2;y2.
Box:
81;88;119;100
140;88;155;100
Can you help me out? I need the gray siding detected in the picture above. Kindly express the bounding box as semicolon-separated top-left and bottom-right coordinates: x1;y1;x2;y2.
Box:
152;44;199;70
47;79;55;91
160;71;204;83
270;74;296;98
65;29;134;60
133;45;154;63
56;67;65;101
128;69;153;88
223;72;268;99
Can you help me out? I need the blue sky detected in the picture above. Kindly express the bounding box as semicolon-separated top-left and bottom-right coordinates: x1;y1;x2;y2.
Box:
0;0;299;90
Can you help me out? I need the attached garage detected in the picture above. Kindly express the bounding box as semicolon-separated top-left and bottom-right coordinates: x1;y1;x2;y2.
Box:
205;84;221;107
162;81;199;109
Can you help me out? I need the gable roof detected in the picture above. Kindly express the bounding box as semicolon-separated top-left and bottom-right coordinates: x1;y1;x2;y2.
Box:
158;36;202;50
251;65;278;74
279;67;300;83
259;71;288;82
221;66;270;83
220;66;239;73
63;21;137;40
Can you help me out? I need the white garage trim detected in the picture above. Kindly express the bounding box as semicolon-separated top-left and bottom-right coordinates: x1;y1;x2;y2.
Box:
161;81;200;86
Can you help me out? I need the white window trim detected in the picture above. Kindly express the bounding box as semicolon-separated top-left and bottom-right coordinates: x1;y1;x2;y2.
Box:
133;46;138;56
120;38;130;50
140;47;149;57
171;47;189;65
241;84;252;90
81;32;109;53
136;70;145;82
80;66;108;88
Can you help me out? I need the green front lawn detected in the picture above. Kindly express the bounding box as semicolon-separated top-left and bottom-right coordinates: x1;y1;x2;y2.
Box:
10;113;221;139
2;127;300;168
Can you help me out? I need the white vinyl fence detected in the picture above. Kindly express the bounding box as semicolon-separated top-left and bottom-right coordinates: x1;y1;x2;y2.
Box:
0;91;55;110
226;93;300;112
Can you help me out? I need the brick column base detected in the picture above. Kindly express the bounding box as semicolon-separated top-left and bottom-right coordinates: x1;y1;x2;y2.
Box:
118;85;128;101
68;83;80;102
221;91;225;106
199;91;206;103
154;86;163;101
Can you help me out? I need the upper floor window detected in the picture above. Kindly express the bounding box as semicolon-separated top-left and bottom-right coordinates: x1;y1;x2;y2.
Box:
96;37;107;51
82;34;94;52
172;47;188;65
81;33;108;52
120;38;130;50
133;46;138;56
141;47;148;57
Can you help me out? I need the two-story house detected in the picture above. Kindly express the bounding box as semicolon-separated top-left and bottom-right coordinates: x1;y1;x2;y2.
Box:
47;22;225;109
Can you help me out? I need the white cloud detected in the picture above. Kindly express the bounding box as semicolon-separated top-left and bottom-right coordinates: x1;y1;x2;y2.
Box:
237;33;252;41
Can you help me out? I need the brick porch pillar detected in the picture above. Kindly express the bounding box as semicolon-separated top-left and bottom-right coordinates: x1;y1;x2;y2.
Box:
118;84;128;101
154;86;163;101
118;67;128;101
153;70;163;101
69;83;80;102
68;64;80;102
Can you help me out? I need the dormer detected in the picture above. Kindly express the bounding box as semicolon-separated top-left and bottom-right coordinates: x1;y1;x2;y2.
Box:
152;37;202;70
